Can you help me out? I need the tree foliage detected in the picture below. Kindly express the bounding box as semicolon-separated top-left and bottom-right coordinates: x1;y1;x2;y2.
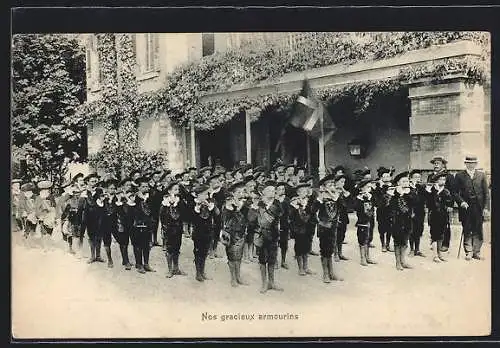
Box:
12;34;86;185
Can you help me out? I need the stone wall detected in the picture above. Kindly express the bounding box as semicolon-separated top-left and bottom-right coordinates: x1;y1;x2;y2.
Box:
409;77;488;171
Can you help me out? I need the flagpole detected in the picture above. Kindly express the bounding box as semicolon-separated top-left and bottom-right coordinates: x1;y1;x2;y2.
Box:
318;105;326;180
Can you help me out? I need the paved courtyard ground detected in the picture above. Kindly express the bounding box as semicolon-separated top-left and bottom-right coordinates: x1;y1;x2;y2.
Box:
11;218;491;339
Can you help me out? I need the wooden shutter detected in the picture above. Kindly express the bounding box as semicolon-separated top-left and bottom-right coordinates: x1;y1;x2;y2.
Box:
153;33;160;71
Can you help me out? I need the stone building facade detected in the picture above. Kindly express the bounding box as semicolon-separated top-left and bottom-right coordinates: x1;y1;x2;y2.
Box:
84;33;490;176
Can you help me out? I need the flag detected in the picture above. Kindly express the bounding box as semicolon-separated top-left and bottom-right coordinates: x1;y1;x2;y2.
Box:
273;79;336;153
288;79;336;142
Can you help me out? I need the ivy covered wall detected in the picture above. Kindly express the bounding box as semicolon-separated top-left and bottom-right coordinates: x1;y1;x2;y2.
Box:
79;32;490;174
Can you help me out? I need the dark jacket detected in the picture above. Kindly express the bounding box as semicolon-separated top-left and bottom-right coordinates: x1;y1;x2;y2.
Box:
289;200;311;237
159;196;186;230
454;170;490;215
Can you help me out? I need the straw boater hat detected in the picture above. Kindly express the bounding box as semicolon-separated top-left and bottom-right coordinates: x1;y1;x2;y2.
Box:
464;155;478;163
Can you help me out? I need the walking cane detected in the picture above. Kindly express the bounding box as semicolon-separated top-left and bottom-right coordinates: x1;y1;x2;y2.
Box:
457;227;463;259
456;211;463;259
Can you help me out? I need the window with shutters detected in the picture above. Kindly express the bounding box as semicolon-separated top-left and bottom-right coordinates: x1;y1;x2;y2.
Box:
88;35;101;91
202;33;215;57
85;48;92;80
143;33;159;73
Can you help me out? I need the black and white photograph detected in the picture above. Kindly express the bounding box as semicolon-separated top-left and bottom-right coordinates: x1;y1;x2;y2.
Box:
11;29;491;339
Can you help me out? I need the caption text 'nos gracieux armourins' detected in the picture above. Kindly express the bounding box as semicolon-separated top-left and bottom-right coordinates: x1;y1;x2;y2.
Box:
202;312;300;322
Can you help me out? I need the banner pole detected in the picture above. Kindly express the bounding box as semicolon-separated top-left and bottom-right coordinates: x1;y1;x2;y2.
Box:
318;105;326;179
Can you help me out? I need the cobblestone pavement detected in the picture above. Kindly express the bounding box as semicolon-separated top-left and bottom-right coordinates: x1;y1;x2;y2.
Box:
12;219;491;339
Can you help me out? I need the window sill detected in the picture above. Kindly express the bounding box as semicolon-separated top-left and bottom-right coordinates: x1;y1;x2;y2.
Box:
89;85;102;93
138;71;160;82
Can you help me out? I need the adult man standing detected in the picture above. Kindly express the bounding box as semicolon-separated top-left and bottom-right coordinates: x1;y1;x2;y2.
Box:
427;155;455;252
454;155;490;261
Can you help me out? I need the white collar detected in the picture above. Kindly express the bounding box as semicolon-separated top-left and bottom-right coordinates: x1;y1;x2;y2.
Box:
357;192;372;200
210;187;221;195
137;192;149;200
162;196;179;207
397;187;410;195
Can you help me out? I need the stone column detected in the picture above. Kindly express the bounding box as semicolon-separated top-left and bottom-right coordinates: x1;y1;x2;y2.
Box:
408;75;487;171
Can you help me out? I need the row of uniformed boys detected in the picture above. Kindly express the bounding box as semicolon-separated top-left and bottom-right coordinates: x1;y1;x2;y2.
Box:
11;161;454;292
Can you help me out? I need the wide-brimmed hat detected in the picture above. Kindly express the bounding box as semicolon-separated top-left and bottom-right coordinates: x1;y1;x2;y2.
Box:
355;179;372;190
464;155;478;163
228;180;246;192
377;166;391;178
393;171;410;184
21;183;35;192
192;184;210;195
330;165;345;174
334;174;348;182
318;174;336;186
430;156;448;165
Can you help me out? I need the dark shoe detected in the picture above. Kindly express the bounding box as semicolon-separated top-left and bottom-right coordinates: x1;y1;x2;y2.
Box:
235;262;249;286
166;271;174;278
153;242;161;247
144;264;156;272
415;251;425;257
433;256;441;263
401;248;413;269
297;257;306;276
95;257;105;263
328;257;344;281
321;258;331;283
381;245;387;253
125;262;132;270
195;260;204;282
259;264;267;294
267;264;283;291
229;262;238;287
137;265;146;274
87;258;96;264
395;246;404;271
107;261;114;268
365;247;377;265
268;283;284;291
465;253;472;261
360;246;368;267
472;254;484;261
174;269;187;276
303;255;315;275
281;263;289;270
369;243;375;248
339;254;349;261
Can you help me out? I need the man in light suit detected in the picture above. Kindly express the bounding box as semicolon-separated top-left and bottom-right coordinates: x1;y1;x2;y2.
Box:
454;155;490;260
